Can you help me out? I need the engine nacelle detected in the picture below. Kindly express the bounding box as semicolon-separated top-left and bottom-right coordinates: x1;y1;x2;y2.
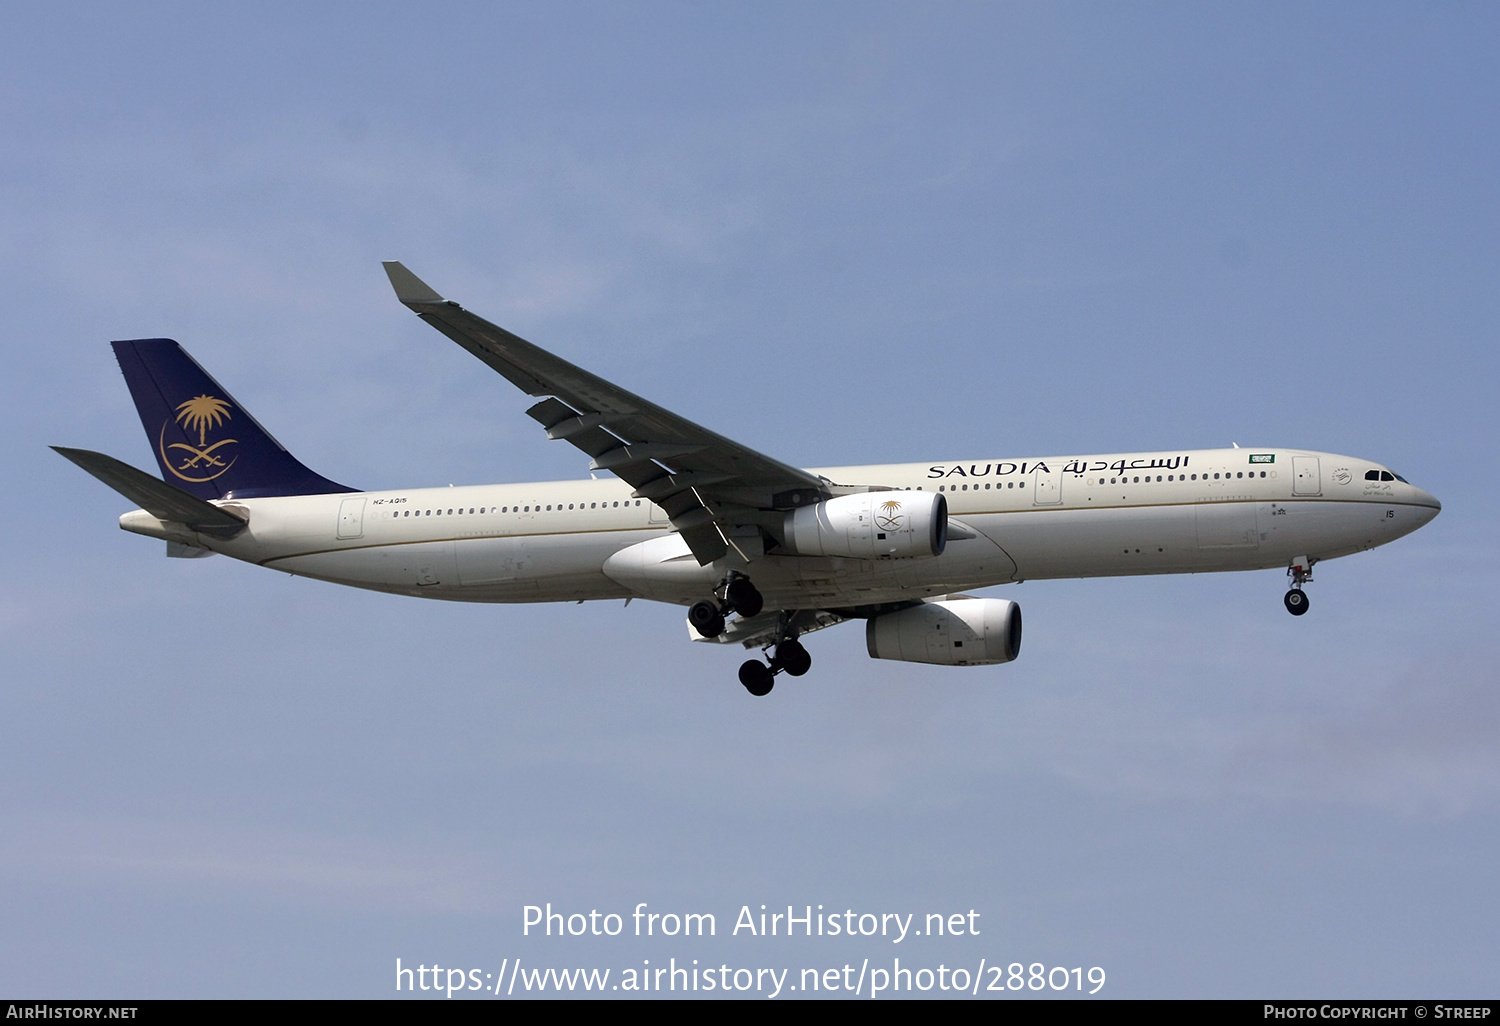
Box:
783;492;947;559
866;598;1022;666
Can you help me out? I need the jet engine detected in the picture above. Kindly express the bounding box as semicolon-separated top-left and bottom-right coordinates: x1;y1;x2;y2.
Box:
866;597;1022;666
782;492;947;559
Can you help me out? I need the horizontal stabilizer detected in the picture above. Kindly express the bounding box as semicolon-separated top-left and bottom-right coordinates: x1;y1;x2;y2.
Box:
52;446;247;535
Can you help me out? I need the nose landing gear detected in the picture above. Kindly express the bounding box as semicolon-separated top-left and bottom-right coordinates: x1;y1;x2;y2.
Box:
1284;556;1315;616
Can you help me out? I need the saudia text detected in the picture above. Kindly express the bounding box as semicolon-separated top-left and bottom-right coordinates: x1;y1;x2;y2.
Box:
927;455;1191;478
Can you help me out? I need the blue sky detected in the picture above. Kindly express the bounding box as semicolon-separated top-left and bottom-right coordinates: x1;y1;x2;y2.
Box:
2;2;1496;998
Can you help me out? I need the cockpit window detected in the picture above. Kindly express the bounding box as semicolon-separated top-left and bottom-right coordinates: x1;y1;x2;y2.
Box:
1393;473;1408;483
1365;470;1380;481
1380;471;1395;482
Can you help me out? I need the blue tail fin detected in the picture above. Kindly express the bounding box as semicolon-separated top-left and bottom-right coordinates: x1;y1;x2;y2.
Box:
112;338;356;500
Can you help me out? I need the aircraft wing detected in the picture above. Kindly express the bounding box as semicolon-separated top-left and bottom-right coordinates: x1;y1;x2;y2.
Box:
383;262;831;564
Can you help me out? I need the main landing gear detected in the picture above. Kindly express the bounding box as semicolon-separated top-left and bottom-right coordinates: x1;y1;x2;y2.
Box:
688;572;764;640
686;575;811;696
1284;555;1316;616
738;639;811;697
737;616;812;697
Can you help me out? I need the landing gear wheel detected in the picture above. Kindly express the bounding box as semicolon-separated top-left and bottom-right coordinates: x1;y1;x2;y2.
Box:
689;600;726;638
739;660;774;696
725;577;764;618
1284;589;1309;616
774;639;812;677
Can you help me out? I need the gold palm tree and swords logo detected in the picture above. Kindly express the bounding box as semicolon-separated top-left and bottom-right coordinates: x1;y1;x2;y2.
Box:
874;499;905;532
158;395;239;482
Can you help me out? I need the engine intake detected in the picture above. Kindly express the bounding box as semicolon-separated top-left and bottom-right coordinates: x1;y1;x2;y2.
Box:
782;492;946;559
866;598;1022;666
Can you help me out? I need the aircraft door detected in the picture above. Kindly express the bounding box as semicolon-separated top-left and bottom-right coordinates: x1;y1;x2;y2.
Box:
1032;465;1062;505
337;497;366;539
1292;457;1322;496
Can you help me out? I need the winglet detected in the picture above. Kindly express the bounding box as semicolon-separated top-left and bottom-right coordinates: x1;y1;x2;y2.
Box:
382;261;446;307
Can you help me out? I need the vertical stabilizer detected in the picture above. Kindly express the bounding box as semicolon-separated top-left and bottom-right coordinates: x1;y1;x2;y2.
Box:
112;338;355;500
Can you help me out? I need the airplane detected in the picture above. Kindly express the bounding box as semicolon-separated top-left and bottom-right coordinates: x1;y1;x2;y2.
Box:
54;262;1442;696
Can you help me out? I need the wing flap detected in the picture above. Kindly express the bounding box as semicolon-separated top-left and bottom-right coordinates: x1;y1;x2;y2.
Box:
690;608;852;648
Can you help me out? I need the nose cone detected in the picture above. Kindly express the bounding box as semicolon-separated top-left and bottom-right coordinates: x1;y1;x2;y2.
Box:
1410;487;1441;528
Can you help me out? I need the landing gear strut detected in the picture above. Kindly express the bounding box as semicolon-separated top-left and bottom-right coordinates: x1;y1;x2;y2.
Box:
1284;555;1315;616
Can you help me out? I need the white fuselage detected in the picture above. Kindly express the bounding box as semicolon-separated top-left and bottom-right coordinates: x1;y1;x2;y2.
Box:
119;447;1441;609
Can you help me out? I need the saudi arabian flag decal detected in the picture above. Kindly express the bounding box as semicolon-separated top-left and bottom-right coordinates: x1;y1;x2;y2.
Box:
1249;454;1275;464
